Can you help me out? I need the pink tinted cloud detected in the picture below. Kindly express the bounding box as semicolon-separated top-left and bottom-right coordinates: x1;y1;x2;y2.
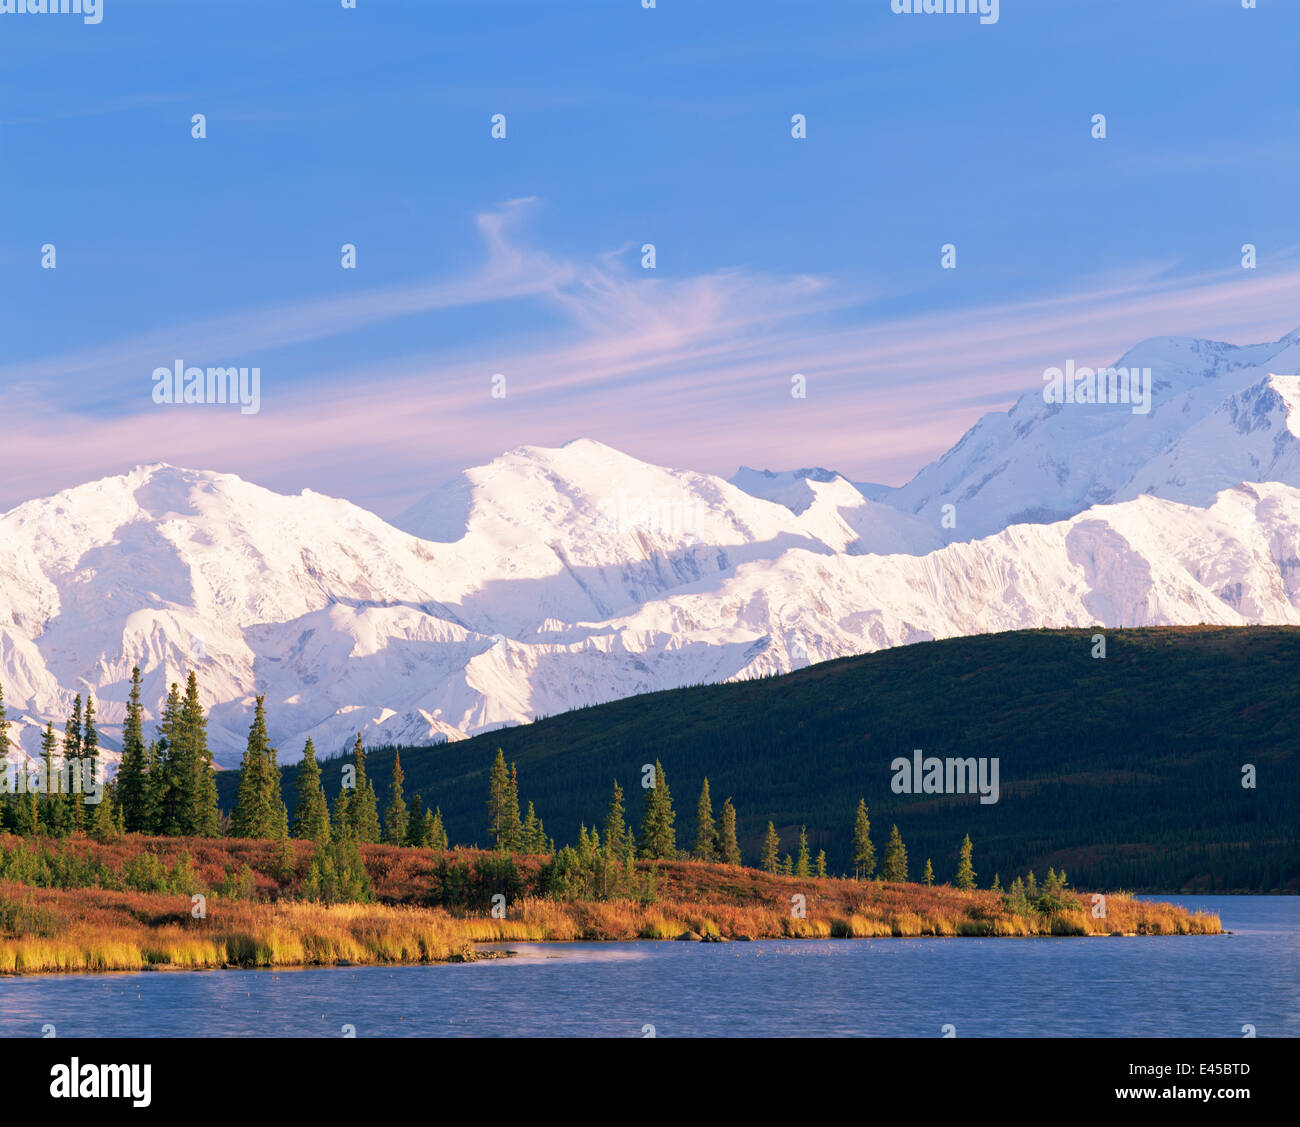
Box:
3;205;1298;513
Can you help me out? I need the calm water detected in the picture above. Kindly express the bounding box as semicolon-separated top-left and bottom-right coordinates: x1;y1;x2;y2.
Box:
0;896;1294;1037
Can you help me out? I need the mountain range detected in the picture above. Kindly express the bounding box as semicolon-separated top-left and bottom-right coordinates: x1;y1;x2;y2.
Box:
3;325;1299;767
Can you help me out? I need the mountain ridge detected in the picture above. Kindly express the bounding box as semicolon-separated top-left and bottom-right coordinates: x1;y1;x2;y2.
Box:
5;327;1300;767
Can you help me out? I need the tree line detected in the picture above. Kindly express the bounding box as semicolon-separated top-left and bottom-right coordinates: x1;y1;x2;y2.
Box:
1;675;999;894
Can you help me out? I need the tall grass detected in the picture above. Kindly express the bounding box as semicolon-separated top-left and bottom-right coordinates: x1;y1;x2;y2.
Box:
0;844;1221;976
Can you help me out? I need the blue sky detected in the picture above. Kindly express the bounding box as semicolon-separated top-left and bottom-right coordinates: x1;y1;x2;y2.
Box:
3;0;1298;514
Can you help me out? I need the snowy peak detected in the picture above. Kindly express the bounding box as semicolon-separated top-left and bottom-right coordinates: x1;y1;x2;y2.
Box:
878;328;1300;537
1113;373;1300;506
6;324;1300;771
728;465;844;514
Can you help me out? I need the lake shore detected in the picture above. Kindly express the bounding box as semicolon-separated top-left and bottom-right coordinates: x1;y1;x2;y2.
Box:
0;866;1221;977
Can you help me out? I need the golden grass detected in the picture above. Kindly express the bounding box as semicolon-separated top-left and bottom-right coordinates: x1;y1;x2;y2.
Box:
0;851;1222;976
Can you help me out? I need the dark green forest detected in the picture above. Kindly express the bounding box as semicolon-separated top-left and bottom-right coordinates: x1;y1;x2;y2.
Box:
217;626;1300;892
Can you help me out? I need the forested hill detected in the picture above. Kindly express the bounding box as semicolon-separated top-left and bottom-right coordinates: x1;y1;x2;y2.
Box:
218;627;1300;892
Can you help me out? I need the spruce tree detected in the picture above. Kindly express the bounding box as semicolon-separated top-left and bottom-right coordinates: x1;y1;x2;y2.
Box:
521;801;538;853
406;794;427;846
153;683;183;835
82;693;99;786
141;740;161;834
760;821;780;873
292;738;331;844
923;858;934;886
881;824;909;883
382;750;409;845
172;673;219;836
230;696;285;839
40;720;69;836
116;667;151;833
781;853;793;876
428;807;448;852
486;748;511;849
346;733;380;844
602;781;627;894
718;798;742;866
637;760;676;860
955;834;976;890
852;798;876;879
503;765;523;851
332;778;351;841
795;826;811;877
815;850;827;879
89;778;118;842
692;777;717;862
231;696;269;837
63;695;83;831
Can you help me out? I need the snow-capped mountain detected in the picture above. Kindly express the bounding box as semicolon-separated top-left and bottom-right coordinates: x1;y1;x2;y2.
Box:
878;329;1300;537
3;326;1300;769
0;441;936;767
1111;374;1300;507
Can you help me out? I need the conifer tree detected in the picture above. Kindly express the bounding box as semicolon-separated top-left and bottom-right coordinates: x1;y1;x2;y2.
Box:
718;797;742;866
152;683;183;835
923;858;934;886
1025;870;1038;898
428;806;448;852
852;798;875;879
601;781;627;895
82;693;99;783
955;834;976;890
991;872;1002;893
692;777;717;862
63;694;83;831
170;673;220;836
637;760;676;860
406;794;427;846
795;826;811;877
141;740;161;834
189;673;221;836
230;696;286;839
89;779;118;842
521;800;538;853
382;750;409;845
332;778;351;840
486;748;511;849
881;824;908;882
39;720;69;836
760;821;780;873
815;850;827;879
116;667;151;833
292;738;331;844
13;778;38;836
64;694;83;761
346;733;380;844
503;765;523;851
781;853;793;876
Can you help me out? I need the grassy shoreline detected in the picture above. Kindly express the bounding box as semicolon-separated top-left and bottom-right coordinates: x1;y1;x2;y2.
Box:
0;836;1222;976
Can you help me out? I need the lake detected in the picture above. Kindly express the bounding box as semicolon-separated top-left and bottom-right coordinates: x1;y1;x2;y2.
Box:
0;896;1294;1037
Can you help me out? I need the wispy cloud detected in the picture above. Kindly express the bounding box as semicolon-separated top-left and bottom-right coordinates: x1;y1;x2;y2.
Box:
2;202;1298;513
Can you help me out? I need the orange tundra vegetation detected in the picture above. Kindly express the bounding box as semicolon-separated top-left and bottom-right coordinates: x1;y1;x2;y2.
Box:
0;834;1221;975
